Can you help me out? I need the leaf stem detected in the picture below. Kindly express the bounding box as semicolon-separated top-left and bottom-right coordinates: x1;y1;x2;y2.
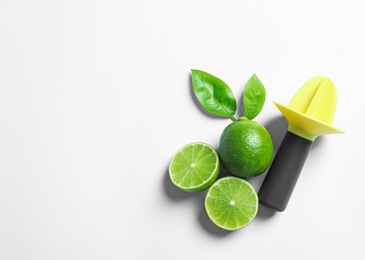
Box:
230;116;237;121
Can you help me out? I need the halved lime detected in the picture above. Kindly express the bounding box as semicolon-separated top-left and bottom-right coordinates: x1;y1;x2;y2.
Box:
205;176;258;230
169;142;220;192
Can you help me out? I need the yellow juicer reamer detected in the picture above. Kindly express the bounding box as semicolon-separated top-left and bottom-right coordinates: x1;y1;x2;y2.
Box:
258;76;344;212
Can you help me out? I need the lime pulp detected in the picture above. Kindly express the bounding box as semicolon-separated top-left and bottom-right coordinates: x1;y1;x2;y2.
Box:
169;142;220;192
205;176;258;230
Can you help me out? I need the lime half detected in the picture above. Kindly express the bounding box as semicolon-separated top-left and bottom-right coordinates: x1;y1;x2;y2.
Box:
169;142;220;192
205;176;258;230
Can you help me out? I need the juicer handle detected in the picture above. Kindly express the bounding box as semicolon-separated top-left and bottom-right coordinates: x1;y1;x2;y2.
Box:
258;131;313;212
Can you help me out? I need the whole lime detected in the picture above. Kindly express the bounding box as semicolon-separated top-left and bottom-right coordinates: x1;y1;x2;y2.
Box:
218;117;274;178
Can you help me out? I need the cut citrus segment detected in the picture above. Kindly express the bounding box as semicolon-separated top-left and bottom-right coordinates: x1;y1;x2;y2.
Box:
205;176;258;230
169;142;220;192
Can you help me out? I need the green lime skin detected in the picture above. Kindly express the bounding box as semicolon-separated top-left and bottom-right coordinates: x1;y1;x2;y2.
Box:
218;118;274;178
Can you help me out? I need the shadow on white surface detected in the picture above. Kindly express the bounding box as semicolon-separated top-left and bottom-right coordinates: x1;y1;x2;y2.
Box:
197;207;233;237
163;167;195;201
264;115;288;154
256;204;276;219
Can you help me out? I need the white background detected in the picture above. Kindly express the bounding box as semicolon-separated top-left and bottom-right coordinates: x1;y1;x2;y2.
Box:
1;1;364;259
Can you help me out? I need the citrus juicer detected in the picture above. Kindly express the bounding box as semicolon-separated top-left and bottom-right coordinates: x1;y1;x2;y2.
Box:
258;76;344;212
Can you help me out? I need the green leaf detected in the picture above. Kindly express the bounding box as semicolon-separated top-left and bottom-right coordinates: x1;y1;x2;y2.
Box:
191;69;236;118
243;74;266;120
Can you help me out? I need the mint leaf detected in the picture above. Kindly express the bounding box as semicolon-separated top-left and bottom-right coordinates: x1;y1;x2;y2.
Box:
191;69;236;118
243;74;266;120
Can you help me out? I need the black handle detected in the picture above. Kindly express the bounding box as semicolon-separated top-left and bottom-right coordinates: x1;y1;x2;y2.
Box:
258;131;313;212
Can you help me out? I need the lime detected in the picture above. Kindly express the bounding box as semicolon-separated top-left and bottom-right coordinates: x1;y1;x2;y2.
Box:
218;117;274;178
169;142;220;192
205;176;258;230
